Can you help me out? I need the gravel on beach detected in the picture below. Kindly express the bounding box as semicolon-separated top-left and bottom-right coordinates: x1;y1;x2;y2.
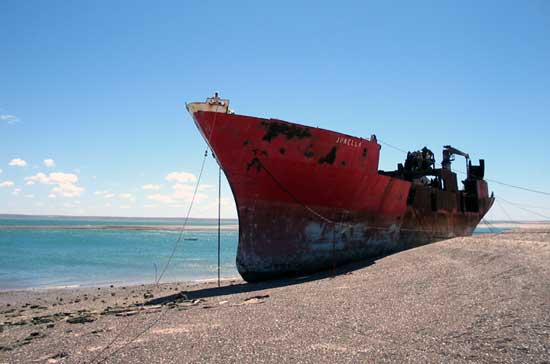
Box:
1;230;549;363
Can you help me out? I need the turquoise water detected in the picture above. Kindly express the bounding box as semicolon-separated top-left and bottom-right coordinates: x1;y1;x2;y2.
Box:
0;216;239;290
0;215;502;290
0;215;237;227
474;227;509;234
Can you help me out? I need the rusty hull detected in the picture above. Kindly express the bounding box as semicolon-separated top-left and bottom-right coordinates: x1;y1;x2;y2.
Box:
189;109;494;282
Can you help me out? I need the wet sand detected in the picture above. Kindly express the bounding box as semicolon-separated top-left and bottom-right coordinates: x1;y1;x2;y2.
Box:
1;229;549;363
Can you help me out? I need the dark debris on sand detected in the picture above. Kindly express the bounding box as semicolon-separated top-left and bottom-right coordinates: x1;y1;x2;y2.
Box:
1;230;549;363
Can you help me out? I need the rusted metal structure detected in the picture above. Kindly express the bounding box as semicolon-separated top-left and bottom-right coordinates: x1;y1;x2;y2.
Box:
187;93;495;282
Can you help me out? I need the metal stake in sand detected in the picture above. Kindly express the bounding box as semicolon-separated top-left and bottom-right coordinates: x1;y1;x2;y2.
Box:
218;164;222;288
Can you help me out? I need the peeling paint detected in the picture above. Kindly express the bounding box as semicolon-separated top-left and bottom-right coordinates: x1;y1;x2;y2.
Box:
261;121;312;142
318;146;337;165
246;158;261;173
251;148;268;158
304;149;315;158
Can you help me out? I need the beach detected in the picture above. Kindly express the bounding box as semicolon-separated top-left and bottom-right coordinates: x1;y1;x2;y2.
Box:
1;228;549;363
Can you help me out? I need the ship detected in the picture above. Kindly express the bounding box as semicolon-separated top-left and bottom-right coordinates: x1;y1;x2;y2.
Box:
186;93;495;282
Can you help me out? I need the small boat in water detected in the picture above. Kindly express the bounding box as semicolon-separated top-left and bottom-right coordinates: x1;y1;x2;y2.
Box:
187;93;494;282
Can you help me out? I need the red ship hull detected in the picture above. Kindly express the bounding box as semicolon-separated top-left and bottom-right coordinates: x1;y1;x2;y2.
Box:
190;109;494;282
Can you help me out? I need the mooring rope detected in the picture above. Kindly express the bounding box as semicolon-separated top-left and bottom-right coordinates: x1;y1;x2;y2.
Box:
217;165;222;287
498;196;550;220
481;218;497;234
495;198;516;223
86;105;228;364
84;149;209;364
155;149;209;284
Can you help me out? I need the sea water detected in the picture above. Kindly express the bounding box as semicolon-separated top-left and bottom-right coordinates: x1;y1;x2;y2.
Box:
0;216;239;290
0;216;501;290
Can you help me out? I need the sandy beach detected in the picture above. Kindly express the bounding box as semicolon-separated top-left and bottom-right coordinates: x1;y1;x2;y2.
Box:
1;229;549;363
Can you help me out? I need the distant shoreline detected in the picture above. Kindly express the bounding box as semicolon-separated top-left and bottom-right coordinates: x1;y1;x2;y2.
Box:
1;222;547;232
0;224;239;231
0;213;238;221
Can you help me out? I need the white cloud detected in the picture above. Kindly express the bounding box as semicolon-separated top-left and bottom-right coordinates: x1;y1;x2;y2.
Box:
0;181;14;188
0;169;2;174
0;114;18;125
24;194;34;199
217;197;234;206
48;194;56;199
118;193;135;202
9;158;27;167
120;205;131;209
172;183;195;193
12;188;21;195
43;159;56;168
147;189;208;205
26;172;78;184
52;183;84;197
173;189;208;202
94;190;117;199
147;193;174;204
142;184;161;191
170;183;208;202
165;172;197;183
172;183;193;191
49;172;78;184
26;180;35;186
145;175;210;206
25;172;49;184
198;184;214;191
25;171;84;197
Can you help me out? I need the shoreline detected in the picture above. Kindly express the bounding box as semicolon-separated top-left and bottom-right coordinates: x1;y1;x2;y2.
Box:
1;230;549;363
0;275;242;294
1;223;547;293
0;221;544;232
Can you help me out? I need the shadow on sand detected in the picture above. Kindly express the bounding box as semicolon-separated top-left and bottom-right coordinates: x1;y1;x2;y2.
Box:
145;256;382;305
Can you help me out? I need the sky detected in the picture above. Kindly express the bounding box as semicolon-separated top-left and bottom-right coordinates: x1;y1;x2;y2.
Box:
1;0;549;220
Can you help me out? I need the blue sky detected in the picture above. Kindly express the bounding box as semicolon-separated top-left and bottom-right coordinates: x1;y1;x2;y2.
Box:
1;0;549;220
